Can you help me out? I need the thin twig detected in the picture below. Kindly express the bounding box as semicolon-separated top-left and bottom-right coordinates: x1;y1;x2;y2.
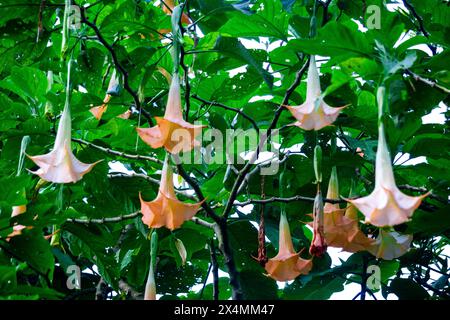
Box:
234;195;347;207
406;69;450;94
72;138;163;165
192;95;259;131
175;162;222;224
402;0;436;55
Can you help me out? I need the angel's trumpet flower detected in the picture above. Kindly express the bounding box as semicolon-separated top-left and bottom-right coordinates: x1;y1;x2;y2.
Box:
309;186;327;257
90;94;111;120
90;70;124;120
28;65;101;183
137;73;205;154
265;213;312;282
346;87;429;227
322;168;374;253
367;229;412;260
140;158;202;230
7;205;28;239
286;56;346;131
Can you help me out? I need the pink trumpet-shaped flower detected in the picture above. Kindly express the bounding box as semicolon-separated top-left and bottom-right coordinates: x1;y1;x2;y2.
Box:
367;229;412;260
346;87;429;227
286;56;346;131
28;66;101;183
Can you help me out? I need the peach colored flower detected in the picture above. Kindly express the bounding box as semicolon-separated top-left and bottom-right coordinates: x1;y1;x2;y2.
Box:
140;158;202;230
7;205;28;239
265;213;312;281
321;167;374;253
137;73;205;154
90;70;125;120
367;229;412;260
90;94;111;120
346;88;428;227
117;109;131;119
286;56;346;130
28;104;101;183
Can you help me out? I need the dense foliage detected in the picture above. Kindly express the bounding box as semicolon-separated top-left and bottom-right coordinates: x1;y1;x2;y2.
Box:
0;0;449;300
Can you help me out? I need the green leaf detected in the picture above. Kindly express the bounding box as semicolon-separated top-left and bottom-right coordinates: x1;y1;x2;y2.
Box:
220;0;288;40
8;228;54;279
240;270;279;300
214;36;273;88
389;278;430;300
289;21;373;59
283;275;345;300
0;266;17;293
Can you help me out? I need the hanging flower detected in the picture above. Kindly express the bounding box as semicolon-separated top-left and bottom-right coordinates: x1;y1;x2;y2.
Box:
28;94;101;183
320;167;374;253
265;213;312;282
90;94;111;120
286;56;346;131
140;158;202;230
346;87;428;227
309;186;327;257
90;70;128;120
367;229;412;260
7;205;28;239
137;73;205;154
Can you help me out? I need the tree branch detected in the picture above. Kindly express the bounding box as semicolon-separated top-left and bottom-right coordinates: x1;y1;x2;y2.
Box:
175;163;222;224
234;195;347;207
221;58;309;220
402;0;436;54
72;137;163;165
66;212;214;229
78;5;153;125
210;239;219;301
406;69;450;94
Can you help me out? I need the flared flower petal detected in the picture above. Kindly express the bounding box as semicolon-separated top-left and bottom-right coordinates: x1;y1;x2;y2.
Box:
29;141;99;184
140;158;202;230
265;213;312;281
286;56;346;131
367;229;412;260
29;102;100;184
137;73;205;154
